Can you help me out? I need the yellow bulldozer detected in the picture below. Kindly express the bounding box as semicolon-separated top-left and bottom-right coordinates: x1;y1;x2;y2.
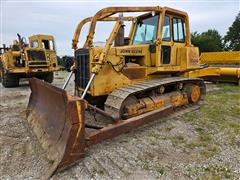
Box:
0;34;59;87
26;6;207;178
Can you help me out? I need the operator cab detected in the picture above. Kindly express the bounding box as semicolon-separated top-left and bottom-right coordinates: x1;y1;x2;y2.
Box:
29;34;55;51
129;11;188;67
112;10;198;72
29;34;57;65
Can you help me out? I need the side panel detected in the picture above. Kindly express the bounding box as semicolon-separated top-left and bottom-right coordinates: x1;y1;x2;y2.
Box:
178;46;200;71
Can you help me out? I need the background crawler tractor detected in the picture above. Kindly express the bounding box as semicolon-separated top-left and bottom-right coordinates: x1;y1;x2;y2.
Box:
0;34;58;87
26;6;206;178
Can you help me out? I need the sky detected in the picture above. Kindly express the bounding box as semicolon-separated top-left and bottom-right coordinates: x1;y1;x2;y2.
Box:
1;0;239;56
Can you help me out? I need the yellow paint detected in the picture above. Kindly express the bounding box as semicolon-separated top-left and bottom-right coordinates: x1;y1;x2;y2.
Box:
76;101;83;136
0;34;59;76
186;51;240;83
200;51;240;64
74;7;239;97
75;7;201;96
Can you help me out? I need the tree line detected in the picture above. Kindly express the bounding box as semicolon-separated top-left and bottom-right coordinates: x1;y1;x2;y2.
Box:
191;12;240;53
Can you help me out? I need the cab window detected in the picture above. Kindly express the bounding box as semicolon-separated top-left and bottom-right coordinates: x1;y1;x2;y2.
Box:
31;40;38;48
133;14;159;45
172;17;185;42
42;40;54;50
49;40;54;50
162;16;170;41
42;40;49;49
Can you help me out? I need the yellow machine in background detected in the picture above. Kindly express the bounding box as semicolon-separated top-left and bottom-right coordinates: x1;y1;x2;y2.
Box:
26;6;206;178
0;34;59;87
187;51;240;84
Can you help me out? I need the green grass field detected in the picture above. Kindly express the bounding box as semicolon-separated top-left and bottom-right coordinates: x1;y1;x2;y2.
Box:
183;84;240;178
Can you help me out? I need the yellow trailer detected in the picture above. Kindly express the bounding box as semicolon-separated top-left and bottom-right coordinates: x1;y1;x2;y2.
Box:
187;51;240;84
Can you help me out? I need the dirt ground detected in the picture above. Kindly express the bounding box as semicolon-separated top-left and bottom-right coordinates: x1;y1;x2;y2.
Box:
0;71;239;179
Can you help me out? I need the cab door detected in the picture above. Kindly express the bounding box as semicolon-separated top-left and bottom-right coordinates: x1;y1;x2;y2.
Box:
161;15;171;65
160;15;186;67
171;16;186;66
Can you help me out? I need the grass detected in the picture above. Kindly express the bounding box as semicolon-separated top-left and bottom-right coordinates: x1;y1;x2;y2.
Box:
150;132;162;139
199;133;212;146
203;165;232;179
170;135;186;146
183;129;218;157
185;84;240;147
143;163;165;176
182;84;240;177
226;121;240;133
200;146;218;158
143;163;151;171
154;164;165;175
187;164;233;179
48;159;55;164
153;84;239;157
145;84;239;178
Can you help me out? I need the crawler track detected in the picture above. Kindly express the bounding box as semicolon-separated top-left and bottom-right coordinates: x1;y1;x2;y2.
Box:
105;77;206;119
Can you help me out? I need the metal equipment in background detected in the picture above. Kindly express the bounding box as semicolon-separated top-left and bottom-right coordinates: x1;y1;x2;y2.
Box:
187;51;240;84
0;34;59;87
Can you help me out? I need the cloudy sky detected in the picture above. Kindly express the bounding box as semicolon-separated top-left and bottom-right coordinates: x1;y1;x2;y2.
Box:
1;0;239;56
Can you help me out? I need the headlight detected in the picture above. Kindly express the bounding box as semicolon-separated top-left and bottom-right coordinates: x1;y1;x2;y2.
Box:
21;53;25;60
46;54;50;60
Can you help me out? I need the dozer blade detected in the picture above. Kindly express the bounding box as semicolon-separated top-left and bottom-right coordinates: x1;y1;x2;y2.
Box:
26;78;86;178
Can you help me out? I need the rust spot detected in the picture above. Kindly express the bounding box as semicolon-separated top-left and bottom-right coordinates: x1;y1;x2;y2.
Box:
122;67;146;79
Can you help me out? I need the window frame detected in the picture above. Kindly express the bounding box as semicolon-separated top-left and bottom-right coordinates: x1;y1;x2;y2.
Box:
31;40;39;48
132;14;160;45
162;15;171;42
41;39;55;51
48;40;55;51
41;39;50;50
161;45;171;64
172;17;185;43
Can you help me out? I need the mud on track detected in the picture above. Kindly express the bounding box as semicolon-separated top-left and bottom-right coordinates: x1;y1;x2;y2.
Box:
0;71;239;179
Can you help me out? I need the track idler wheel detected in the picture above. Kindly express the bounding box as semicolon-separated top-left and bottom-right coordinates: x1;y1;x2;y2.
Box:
184;84;201;103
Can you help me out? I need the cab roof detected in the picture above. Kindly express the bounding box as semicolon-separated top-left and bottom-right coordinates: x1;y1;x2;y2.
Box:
29;34;54;40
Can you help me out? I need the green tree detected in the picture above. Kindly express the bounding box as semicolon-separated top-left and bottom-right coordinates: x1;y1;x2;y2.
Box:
57;56;63;66
224;12;240;51
191;29;224;53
